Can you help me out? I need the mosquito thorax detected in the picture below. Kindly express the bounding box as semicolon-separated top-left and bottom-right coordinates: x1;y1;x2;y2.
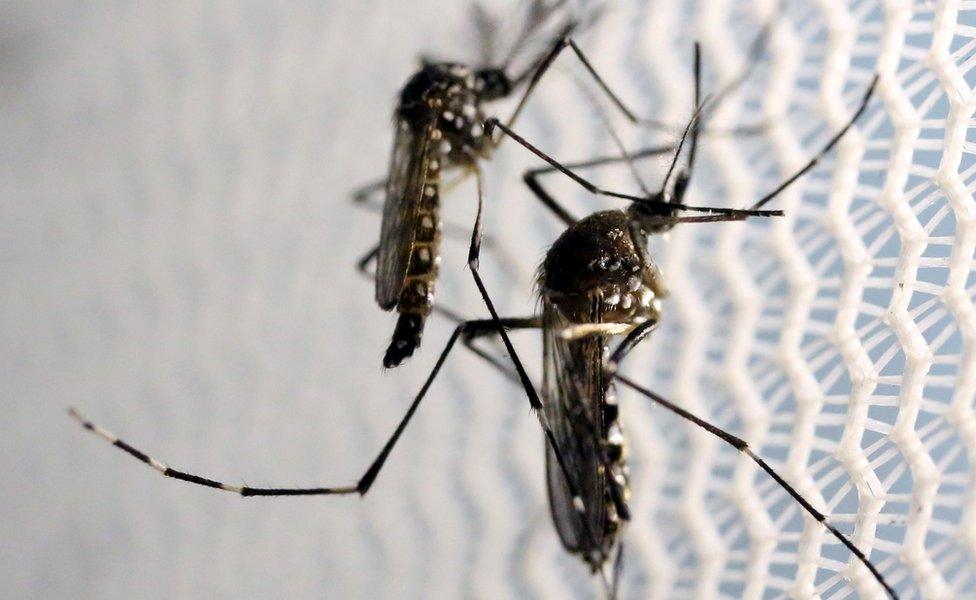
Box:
540;210;664;324
397;62;492;163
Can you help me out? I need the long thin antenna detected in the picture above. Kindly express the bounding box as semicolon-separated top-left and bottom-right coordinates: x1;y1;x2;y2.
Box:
658;95;710;198
572;71;654;197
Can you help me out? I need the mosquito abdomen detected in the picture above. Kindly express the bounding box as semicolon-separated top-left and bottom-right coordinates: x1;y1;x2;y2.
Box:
384;172;441;368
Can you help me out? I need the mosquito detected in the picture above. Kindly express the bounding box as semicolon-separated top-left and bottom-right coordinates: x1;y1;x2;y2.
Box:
473;70;895;597
348;0;582;368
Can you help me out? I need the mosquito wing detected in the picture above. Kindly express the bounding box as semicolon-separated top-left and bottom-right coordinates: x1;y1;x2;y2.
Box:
542;298;613;562
375;118;436;310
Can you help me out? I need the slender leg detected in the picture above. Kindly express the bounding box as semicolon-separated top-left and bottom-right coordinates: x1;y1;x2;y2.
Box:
357;244;380;278
502;1;576;84
463;316;541;384
350;178;386;206
503;38;676;134
504;5;779;138
749;76;878;210
612;375;898;599
606;318;659;374
500;27;573;132
609;541;625;600
440;303;898;597
69;317;525;498
465;166;615;568
485;119;782;220
351;179;506;249
523;145;678;227
467;167;542;410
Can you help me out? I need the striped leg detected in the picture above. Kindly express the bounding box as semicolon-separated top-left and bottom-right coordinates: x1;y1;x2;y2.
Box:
70;317;518;498
69;408;356;496
612;377;898;599
485;118;783;220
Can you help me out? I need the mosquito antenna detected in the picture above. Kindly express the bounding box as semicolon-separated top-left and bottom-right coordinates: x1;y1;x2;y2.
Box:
572;71;654;198
658;96;711;198
684;42;703;177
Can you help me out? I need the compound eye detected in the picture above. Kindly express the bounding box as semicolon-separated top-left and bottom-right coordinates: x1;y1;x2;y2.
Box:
476;69;511;100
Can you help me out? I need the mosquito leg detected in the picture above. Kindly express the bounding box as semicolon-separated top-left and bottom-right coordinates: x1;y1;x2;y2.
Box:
503;36;687;133
523;145;677;227
613;375;899;599
499;26;573;133
69;316;507;498
486;119;782;219
465;166;612;568
606;318;659;374
350;178;387;207
750;76;878;210
357;244;380;279
427;302;538;383
467;166;542;410
568;0;781;126
609;541;625;600
505;1;780;137
69;407;353;496
463;316;541;384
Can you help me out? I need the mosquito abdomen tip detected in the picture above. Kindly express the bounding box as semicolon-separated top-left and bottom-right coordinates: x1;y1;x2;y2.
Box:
382;343;415;369
383;313;425;368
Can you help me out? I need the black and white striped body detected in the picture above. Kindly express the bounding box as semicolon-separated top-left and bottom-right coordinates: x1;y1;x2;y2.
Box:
539;209;665;570
378;63;500;368
384;147;442;367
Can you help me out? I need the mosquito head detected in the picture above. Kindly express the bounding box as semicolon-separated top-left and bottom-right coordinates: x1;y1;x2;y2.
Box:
627;194;682;236
475;67;512;101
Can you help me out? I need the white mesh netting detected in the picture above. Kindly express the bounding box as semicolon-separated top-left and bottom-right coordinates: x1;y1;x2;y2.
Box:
4;1;975;598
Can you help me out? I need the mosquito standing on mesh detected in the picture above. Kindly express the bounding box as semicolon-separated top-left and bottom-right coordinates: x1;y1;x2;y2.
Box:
472;67;895;598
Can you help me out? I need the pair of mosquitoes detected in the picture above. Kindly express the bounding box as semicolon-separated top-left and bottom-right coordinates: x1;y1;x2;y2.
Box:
70;4;895;598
